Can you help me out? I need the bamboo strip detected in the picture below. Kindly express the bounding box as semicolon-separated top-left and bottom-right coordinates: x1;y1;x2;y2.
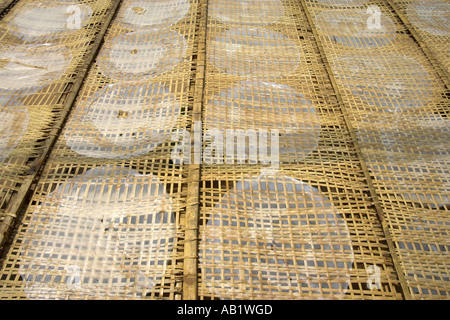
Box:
183;0;208;300
300;0;412;299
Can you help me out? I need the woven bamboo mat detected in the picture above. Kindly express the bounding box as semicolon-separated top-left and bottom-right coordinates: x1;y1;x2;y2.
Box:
391;0;449;74
0;0;14;13
0;0;448;301
304;0;450;299
0;0;115;226
9;165;182;299
197;0;403;300
0;0;199;299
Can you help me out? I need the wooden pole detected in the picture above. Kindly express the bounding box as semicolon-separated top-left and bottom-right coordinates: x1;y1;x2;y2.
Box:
183;0;209;300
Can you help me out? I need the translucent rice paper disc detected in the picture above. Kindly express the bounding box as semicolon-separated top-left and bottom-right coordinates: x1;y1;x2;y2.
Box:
64;83;180;159
357;113;450;208
118;0;190;29
332;54;431;112
19;166;176;299
407;1;450;37
200;174;354;300
209;0;285;25
8;2;93;40
204;81;321;162
0;44;72;93
315;9;396;48
0;104;29;162
97;30;187;82
210;27;301;78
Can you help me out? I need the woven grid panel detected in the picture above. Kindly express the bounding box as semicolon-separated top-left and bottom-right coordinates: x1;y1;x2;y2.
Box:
0;0;11;7
0;0;199;299
197;0;402;300
392;0;449;73
0;0;114;225
0;0;13;10
0;0;448;301
305;0;450;299
1;165;183;299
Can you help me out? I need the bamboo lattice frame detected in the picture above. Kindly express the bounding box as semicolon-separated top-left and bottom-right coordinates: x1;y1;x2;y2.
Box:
0;0;199;299
0;0;117;228
0;0;448;300
304;0;449;299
